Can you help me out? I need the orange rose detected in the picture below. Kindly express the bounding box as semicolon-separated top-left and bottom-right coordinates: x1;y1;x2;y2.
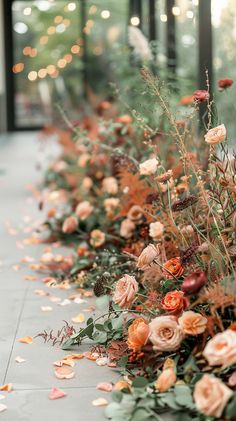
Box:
127;318;150;351
162;290;188;314
163;257;184;278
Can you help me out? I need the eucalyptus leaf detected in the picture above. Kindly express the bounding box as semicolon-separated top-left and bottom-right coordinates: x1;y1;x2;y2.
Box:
96;294;110;310
132;377;149;388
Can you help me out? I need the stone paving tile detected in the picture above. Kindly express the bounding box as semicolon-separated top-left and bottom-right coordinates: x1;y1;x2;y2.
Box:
0;388;111;421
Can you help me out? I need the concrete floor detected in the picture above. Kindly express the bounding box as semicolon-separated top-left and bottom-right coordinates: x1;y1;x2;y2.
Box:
0;132;119;421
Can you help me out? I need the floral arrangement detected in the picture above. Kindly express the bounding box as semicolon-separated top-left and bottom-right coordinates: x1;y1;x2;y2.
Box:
34;70;236;420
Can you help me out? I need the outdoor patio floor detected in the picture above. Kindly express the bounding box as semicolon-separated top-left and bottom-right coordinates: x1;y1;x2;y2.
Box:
0;132;119;421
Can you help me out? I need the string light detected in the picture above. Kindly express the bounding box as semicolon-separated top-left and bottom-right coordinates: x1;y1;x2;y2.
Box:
101;10;110;19
23;7;32;16
57;58;67;68
186;10;194;19
38;68;47;78
160;14;167;22
67;3;76;11
130;16;140;26
13;63;24;73
28;71;37;81
172;6;180;16
47;26;56;35
71;45;80;54
54;15;63;24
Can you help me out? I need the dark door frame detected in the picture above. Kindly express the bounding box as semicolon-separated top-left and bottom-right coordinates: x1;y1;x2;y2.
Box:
3;0;86;131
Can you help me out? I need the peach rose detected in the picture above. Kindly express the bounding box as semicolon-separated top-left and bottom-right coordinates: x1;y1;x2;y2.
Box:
78;153;91;168
127;205;143;224
127;318;150;351
149;221;164;240
120;218;136;239
204;124;226;145
62;216;78;234
90;229;105;248
75;201;94;220
113;275;138;309
163;257;184;278
82;177;93;191
178;311;207;335
139;158;158;176
203;329;236;369
193;374;233;418
136;244;159;269
162;290;189;314
102;177;118;195
155;367;177;392
149;316;184;352
104;198;120;212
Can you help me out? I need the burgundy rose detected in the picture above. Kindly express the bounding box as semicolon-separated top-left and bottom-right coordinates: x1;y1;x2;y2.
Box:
218;78;234;91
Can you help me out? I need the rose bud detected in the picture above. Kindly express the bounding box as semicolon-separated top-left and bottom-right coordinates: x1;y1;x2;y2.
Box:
193;90;209;102
218;78;234;91
181;271;207;294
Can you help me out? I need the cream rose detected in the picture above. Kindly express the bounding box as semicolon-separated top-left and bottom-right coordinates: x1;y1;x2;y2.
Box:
102;177;118;195
113;275;138;308
127;205;143;225
104;198;120;212
120;218;136;239
203;329;236;369
136;244;159;269
149;316;184;352
139;158;158;176
194;374;233;418
149;221;164;240
204;124;226;145
178;311;207;335
75;201;94;220
78;153;91;168
82;177;93;191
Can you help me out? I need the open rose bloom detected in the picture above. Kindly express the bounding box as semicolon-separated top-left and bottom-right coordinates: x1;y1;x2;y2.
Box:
113;275;138;309
149;316;184;352
203;329;236;369
204;124;226;145
194;374;233;418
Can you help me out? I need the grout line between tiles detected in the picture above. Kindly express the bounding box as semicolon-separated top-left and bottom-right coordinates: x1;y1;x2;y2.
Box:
2;285;30;384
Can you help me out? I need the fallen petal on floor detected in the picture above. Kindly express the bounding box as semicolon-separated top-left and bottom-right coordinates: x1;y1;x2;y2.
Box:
48;388;67;400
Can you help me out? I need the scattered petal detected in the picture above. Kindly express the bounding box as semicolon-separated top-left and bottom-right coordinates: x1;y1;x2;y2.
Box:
41;306;53;312
24;275;37;281
71;313;85;324
53;360;75;367
15;356;26;363
49;388;67;400
0;384;12;392
74;297;86;304
63;354;84;360
96;382;113;392
0;404;7;412
54;366;75;379
58;299;71;306
34;289;49;297
18;336;33;344
92;398;108;407
96;357;108;366
12;265;21;271
49;296;61;303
